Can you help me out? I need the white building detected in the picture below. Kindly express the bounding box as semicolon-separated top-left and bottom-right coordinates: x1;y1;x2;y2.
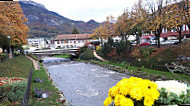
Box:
27;38;49;49
53;34;92;49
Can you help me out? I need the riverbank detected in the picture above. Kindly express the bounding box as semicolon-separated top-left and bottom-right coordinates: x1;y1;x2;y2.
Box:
88;60;190;83
28;63;67;106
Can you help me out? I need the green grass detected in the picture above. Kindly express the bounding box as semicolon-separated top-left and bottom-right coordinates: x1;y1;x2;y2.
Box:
29;63;62;106
52;54;70;58
0;55;33;78
97;61;190;83
27;54;39;61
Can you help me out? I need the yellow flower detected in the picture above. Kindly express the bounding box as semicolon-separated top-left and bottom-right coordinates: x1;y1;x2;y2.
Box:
104;96;113;106
116;78;129;87
130;87;143;101
108;86;119;98
144;89;160;101
104;77;160;106
114;95;134;106
144;97;155;106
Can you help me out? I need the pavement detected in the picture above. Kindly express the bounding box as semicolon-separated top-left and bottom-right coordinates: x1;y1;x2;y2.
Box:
26;55;39;70
92;50;108;62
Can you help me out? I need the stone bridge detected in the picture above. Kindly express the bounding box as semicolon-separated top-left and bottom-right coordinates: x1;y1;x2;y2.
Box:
29;48;79;60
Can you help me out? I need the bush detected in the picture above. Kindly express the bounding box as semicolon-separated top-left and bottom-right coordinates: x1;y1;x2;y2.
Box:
0;53;8;62
79;48;95;60
0;77;27;103
116;40;132;55
13;51;20;57
139;47;156;58
101;37;114;57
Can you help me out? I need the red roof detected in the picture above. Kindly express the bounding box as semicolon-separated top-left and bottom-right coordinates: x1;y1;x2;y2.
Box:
54;34;90;40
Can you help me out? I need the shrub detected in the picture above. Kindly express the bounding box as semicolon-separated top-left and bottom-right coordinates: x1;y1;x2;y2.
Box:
139;47;156;58
116;40;132;55
0;53;8;62
79;48;95;60
101;37;114;57
13;51;20;57
0;77;27;103
102;43;113;57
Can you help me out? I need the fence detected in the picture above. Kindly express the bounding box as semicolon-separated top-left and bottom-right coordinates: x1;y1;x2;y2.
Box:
22;65;33;106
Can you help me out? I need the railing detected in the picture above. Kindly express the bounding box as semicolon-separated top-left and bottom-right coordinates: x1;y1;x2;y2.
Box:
22;65;33;106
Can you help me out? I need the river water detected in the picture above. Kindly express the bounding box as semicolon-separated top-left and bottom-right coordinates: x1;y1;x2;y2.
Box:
43;57;129;106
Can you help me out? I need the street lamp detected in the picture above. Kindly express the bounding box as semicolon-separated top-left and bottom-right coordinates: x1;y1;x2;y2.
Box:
7;35;13;58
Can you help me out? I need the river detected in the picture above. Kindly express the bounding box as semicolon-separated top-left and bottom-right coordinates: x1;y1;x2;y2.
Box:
43;57;129;106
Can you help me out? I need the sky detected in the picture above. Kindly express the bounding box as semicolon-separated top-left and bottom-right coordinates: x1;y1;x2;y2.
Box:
31;0;139;22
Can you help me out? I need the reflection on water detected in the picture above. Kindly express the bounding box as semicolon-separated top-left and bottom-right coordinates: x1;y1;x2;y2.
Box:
43;57;129;106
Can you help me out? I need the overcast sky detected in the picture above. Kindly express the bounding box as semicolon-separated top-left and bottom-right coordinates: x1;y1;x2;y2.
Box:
31;0;139;22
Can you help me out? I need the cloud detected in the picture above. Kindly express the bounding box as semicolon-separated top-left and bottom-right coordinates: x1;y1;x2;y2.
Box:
32;0;138;22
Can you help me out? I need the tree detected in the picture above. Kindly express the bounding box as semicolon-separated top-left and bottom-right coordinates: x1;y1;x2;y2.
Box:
0;1;29;53
115;9;133;42
182;0;190;34
147;0;170;48
72;27;79;34
130;1;149;45
92;16;116;45
167;1;186;43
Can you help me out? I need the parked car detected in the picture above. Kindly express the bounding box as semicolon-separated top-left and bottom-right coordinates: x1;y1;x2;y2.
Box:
161;40;179;45
140;42;150;46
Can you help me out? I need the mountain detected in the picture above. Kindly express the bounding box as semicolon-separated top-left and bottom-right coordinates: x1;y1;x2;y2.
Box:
19;1;100;38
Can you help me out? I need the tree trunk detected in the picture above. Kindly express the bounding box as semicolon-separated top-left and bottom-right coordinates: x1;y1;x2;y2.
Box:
188;24;190;34
2;46;6;53
179;26;182;43
100;37;103;46
158;35;160;48
136;35;140;45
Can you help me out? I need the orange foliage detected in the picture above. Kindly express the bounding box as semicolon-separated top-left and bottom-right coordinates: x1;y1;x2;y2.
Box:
0;1;29;46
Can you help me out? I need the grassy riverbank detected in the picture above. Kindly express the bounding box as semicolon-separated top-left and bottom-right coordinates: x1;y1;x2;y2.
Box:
29;63;64;106
90;60;190;83
0;55;33;78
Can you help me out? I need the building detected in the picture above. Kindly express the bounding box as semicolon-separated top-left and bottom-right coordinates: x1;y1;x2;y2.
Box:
53;34;92;49
141;25;190;41
27;38;49;49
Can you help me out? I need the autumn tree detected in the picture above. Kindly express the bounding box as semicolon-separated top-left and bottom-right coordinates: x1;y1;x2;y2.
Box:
130;1;149;45
167;1;186;43
147;0;170;48
182;0;190;34
0;1;29;53
92;16;116;45
115;9;133;41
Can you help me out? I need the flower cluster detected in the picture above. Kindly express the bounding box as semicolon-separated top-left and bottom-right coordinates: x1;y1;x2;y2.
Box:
104;77;160;106
155;80;189;96
0;77;26;86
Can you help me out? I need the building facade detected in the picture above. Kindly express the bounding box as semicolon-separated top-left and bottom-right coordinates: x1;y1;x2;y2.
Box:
141;25;190;40
53;34;92;49
27;38;49;49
